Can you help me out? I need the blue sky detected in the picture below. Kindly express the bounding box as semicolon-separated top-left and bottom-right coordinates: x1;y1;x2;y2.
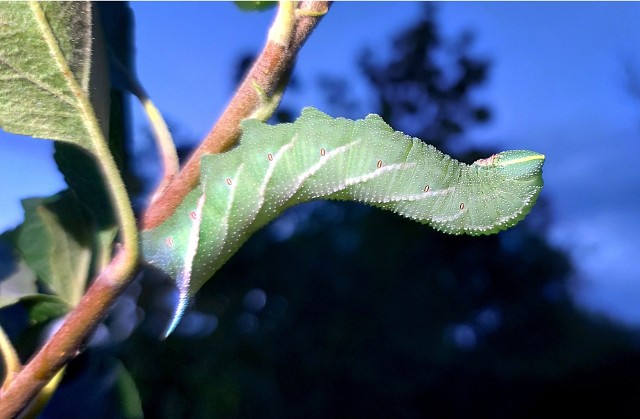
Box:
1;2;640;326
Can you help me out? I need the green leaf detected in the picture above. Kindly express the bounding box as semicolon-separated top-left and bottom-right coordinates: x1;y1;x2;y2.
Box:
54;143;116;230
0;2;109;150
0;261;38;309
0;230;38;308
234;1;277;12
17;191;92;306
53;4;136;266
19;294;71;327
112;360;144;419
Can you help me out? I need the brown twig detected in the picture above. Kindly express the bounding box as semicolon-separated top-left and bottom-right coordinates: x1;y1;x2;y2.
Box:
0;3;329;416
0;249;138;418
143;1;330;230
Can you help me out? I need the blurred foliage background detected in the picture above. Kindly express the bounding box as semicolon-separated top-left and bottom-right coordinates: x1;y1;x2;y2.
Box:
2;3;639;418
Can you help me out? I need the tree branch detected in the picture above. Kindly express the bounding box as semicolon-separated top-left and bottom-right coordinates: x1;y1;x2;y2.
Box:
143;1;330;230
0;249;138;418
0;3;330;415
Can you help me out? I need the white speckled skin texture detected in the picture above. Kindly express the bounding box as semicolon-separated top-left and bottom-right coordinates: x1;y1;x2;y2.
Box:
142;108;544;335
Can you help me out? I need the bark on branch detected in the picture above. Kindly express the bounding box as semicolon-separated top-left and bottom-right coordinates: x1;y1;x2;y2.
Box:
143;1;331;230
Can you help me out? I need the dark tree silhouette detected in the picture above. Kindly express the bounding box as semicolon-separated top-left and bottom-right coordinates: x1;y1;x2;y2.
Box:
359;5;490;152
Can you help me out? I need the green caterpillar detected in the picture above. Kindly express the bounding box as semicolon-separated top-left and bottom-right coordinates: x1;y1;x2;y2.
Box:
142;108;544;335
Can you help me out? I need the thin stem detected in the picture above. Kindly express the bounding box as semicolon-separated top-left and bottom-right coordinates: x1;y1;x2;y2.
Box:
141;94;179;198
0;251;138;418
0;131;140;419
110;51;179;198
0;326;21;391
268;0;296;46
143;1;330;230
29;1;140;269
0;3;141;415
20;367;65;419
0;2;329;415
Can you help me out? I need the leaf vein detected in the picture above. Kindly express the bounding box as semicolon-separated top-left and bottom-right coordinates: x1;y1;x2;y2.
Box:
0;55;76;107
